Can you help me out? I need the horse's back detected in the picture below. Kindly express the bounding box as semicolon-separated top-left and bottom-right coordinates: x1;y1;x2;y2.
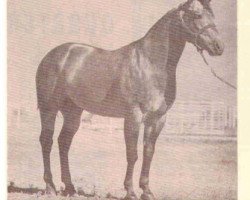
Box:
36;43;127;111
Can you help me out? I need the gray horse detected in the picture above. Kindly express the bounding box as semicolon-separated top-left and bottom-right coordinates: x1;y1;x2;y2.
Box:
36;0;224;199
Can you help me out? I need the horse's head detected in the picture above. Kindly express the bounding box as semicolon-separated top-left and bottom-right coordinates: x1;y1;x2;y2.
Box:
178;0;224;56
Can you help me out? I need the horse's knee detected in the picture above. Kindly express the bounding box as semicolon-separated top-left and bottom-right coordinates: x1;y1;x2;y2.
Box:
40;129;54;148
126;146;138;163
143;143;155;158
128;153;138;164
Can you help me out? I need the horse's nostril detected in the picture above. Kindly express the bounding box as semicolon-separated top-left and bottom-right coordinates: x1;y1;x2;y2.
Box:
214;40;224;54
215;43;220;50
215;42;220;50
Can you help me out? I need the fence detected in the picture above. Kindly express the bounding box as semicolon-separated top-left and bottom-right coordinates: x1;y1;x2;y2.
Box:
164;101;237;136
8;101;237;137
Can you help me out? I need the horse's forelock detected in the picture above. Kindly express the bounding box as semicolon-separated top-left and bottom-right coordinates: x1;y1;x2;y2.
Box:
198;0;214;15
197;0;213;14
179;0;214;16
197;0;211;5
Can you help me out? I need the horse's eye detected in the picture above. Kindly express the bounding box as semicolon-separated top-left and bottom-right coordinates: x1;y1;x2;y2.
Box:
193;13;202;19
186;10;202;19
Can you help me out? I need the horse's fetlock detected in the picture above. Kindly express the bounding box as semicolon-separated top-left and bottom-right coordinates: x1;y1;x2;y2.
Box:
124;180;133;189
44;173;53;182
139;178;149;189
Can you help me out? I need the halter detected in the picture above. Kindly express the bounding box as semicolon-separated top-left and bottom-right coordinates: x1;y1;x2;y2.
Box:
179;10;216;52
177;8;237;90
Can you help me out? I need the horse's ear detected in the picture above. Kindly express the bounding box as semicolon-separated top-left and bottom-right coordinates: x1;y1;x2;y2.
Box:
187;0;194;4
197;0;214;16
197;0;211;5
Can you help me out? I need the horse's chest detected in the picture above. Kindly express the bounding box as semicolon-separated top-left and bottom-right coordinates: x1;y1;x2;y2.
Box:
121;65;170;115
141;88;167;115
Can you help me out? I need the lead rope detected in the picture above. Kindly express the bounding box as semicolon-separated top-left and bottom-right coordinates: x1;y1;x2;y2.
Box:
198;49;237;90
178;7;236;90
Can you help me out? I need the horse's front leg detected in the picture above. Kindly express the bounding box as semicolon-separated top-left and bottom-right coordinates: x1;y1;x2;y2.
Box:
123;106;142;200
140;113;167;200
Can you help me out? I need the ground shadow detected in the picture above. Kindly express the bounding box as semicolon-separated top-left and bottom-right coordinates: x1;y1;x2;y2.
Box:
8;182;122;199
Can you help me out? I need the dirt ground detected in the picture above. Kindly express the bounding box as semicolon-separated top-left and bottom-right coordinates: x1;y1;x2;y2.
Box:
8;114;237;200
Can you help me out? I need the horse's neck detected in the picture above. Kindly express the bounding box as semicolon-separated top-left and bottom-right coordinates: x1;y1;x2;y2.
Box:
140;9;185;70
139;9;186;104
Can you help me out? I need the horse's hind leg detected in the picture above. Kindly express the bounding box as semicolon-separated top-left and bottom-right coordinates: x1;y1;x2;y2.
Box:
58;99;83;196
39;106;58;195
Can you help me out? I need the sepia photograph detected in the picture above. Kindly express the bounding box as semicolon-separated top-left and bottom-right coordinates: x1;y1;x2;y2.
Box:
7;0;237;199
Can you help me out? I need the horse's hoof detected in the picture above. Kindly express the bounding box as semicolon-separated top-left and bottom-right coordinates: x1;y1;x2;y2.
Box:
124;192;139;200
45;183;57;195
62;184;77;196
140;192;155;200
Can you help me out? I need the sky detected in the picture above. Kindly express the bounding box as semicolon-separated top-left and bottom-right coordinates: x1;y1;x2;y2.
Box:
7;0;237;109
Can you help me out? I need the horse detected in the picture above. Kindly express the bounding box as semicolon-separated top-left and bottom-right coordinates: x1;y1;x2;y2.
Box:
36;0;224;199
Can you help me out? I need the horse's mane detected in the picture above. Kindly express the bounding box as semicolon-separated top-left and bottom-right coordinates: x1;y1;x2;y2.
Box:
145;7;179;37
145;0;213;37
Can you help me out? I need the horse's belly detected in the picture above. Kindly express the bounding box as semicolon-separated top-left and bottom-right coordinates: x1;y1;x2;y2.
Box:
68;82;128;118
84;99;127;118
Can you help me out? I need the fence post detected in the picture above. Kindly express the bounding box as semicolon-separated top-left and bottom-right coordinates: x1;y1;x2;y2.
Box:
17;108;21;129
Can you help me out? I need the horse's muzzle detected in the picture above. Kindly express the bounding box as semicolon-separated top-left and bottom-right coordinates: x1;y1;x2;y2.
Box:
210;39;224;56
